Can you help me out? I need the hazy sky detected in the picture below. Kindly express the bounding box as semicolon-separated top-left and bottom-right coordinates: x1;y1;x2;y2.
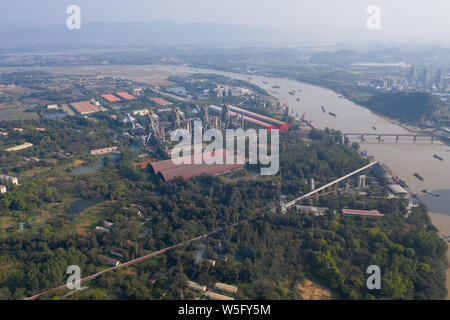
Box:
1;0;449;43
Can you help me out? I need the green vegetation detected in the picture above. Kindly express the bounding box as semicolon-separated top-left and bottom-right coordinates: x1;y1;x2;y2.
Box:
0;121;446;300
358;92;443;123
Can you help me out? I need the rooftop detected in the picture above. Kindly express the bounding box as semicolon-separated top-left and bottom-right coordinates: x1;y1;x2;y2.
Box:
116;92;136;100
101;94;120;102
149;97;171;105
342;209;384;217
70;101;104;114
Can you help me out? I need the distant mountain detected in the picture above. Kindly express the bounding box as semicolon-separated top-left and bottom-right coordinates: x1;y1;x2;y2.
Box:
0;20;289;49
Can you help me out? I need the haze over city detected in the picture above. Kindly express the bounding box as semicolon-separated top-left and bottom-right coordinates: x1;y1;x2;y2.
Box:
0;0;449;45
0;0;450;308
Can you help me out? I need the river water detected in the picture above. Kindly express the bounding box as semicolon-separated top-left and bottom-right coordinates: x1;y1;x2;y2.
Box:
152;64;450;206
150;64;450;297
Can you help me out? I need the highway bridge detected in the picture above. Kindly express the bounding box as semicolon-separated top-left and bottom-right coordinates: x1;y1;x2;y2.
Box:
284;161;379;210
344;133;437;143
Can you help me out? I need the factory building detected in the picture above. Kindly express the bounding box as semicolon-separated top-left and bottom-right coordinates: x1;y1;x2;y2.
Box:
214;282;238;295
0;175;18;185
387;184;408;195
149;97;172;105
149;149;244;182
90;146;119;156
116;92;136;100
5;142;33;152
187;281;207;293
100;256;121;267
342;209;384;218
205;291;234;300
70;101;105;115
101;94;120;102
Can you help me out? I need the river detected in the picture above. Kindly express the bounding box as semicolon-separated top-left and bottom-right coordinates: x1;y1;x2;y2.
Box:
149;64;450;298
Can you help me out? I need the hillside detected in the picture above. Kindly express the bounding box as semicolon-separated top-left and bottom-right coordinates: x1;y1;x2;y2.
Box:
359;92;442;123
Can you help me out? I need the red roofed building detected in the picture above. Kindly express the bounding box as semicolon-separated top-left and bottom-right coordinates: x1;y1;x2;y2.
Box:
116;92;137;100
101;94;120;102
149;97;172;105
149;149;244;182
342;209;384;218
70;101;105;115
160;163;244;182
90;146;119;156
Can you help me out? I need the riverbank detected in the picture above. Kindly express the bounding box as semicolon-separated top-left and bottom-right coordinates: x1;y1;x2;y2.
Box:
150;63;450;298
429;212;450;300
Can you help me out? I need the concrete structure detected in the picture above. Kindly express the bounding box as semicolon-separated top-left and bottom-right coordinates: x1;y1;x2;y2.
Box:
90;146;119;156
132;109;150;116
285;162;378;209
160;163;244;182
342;209;384;218
187;281;207;293
149;149;244;182
357;175;366;188
95;226;110;233
387;184;408;195
0;185;6;194
100;256;121;267
214;282;238;295
149;97;171;105
295;205;328;216
309;178;315;191
205;291;234;300
5;142;33;152
0;175;18;185
70;101;105;115
116;92;136;100
208;105;272;128
101;94;120;102
204;259;216;267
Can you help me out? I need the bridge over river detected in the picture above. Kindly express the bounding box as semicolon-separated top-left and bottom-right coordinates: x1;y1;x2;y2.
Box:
344;133;437;143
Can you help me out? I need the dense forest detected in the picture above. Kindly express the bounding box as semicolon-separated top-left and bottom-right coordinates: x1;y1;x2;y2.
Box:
357;92;443;123
0;121;447;300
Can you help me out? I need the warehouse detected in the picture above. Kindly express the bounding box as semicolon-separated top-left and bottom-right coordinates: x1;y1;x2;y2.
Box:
101;94;120;102
205;291;234;300
214;282;238;295
149;97;172;105
5;142;33;152
159;163;244;182
70;101;105;114
342;209;384;218
116;92;136;100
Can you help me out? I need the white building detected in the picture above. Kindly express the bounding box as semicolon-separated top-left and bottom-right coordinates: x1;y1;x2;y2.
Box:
0;175;18;185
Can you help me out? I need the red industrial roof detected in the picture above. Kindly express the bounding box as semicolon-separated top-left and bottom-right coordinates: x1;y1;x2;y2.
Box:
101;94;120;102
149;97;172;105
228;105;285;127
160;163;244;182
342;209;384;217
116;92;136;100
208;105;273;128
70;101;102;114
150;149;230;174
149;149;244;181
